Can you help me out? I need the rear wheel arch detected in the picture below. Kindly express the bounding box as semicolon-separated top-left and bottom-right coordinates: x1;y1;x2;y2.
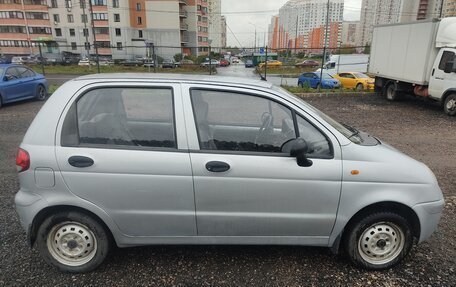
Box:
30;205;116;248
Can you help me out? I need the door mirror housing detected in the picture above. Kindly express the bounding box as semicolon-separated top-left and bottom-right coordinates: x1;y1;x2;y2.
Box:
281;138;313;167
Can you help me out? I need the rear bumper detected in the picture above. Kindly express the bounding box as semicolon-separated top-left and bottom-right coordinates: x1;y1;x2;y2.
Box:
14;189;47;244
413;199;444;243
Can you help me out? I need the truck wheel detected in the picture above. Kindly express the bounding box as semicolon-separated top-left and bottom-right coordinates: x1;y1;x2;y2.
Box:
384;83;399;101
343;211;413;270
36;211;111;273
444;94;456;116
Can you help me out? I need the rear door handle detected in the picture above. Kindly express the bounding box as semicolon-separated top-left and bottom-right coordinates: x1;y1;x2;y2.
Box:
68;156;94;168
206;161;230;173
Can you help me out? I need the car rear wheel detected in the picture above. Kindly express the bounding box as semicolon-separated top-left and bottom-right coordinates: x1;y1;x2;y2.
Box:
36;85;47;101
356;83;364;91
36;211;111;273
343;211;413;270
443;94;456;116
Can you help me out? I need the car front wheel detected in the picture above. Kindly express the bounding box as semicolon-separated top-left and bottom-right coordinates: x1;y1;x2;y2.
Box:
36;211;111;273
344;211;413;270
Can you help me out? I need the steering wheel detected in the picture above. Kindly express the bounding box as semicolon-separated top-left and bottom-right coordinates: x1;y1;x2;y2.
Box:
255;112;273;145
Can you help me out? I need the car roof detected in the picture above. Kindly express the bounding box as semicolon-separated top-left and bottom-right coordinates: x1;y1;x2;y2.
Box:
74;73;274;89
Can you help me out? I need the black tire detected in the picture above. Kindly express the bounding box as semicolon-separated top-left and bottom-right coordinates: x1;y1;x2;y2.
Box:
0;96;2;109
343;211;413;270
356;83;364;91
36;211;111;273
36;85;47;101
443;94;456;116
384;83;399;101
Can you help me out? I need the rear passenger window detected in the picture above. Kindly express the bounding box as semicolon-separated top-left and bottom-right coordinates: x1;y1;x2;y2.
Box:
61;87;176;149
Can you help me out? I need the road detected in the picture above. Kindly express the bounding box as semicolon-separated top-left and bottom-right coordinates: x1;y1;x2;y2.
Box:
216;62;299;87
1;92;455;286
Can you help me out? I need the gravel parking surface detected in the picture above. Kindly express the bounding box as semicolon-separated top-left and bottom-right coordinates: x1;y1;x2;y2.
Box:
1;93;455;286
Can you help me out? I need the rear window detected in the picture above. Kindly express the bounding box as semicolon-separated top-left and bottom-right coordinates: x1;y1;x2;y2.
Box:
61;87;176;149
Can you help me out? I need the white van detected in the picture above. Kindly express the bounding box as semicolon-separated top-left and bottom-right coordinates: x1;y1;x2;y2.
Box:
317;54;369;75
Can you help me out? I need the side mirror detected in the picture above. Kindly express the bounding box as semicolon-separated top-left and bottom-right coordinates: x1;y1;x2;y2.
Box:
281;138;313;167
444;61;454;74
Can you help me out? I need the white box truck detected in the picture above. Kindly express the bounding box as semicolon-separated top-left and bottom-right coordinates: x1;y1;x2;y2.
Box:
369;18;456;116
317;54;369;75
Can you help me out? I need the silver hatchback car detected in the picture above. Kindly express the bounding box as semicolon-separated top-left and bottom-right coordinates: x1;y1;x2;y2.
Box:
15;74;444;273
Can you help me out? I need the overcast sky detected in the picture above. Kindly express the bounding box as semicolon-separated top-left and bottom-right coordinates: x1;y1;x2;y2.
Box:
221;0;362;47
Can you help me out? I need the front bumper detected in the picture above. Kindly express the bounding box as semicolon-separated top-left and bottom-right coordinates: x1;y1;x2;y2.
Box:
413;198;444;243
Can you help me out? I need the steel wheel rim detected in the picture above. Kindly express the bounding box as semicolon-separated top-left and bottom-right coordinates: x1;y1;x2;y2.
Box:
38;86;46;100
358;222;405;265
356;84;363;90
47;221;97;267
446;99;456;112
387;86;394;100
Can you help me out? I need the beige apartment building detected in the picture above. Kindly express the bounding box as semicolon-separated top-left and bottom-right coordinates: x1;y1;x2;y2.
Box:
443;0;456;17
0;0;222;59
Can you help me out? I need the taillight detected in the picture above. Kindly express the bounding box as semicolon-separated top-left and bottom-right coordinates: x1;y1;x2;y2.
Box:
16;148;30;173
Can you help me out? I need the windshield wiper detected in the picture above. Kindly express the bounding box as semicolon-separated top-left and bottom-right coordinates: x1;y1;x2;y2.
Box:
342;123;360;139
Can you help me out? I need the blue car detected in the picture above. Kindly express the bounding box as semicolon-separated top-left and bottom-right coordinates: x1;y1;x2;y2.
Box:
0;64;48;108
298;72;341;89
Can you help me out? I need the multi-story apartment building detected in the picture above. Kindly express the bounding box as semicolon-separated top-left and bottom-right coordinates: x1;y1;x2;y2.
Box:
274;0;344;52
220;15;226;48
0;0;54;56
357;0;444;46
341;21;359;47
268;15;279;50
207;0;220;52
443;0;456;17
0;0;217;59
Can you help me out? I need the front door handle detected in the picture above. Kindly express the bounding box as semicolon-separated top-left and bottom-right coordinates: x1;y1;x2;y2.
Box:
68;156;94;168
206;161;230;173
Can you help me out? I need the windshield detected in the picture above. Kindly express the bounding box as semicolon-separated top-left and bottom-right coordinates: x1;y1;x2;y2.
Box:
354;73;369;79
272;86;362;144
322;73;333;79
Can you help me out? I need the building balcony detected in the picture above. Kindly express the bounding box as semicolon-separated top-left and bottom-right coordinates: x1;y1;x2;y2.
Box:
95;34;110;41
93;20;109;26
0;33;28;40
179;10;188;18
97;47;112;55
26;19;51;26
179;0;188;5
180;23;188;31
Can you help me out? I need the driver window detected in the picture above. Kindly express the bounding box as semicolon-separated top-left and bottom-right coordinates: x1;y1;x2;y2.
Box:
191;89;296;153
5;67;19;80
296;115;332;158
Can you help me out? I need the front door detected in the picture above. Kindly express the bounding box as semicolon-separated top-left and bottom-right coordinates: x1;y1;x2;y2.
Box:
429;49;455;98
3;67;26;101
183;86;342;241
55;84;196;237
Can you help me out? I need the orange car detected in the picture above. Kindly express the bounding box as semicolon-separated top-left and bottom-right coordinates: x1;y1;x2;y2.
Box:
333;72;375;90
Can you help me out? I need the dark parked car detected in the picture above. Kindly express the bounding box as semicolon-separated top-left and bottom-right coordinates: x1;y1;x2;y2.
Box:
245;60;254;68
0;64;48;108
121;59;143;66
295;60;320;68
162;59;175;68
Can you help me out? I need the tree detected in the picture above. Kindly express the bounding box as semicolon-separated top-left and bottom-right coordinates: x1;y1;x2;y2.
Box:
363;44;371;54
174;53;183;62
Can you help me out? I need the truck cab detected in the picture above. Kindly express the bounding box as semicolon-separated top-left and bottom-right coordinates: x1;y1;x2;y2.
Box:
429;48;456;115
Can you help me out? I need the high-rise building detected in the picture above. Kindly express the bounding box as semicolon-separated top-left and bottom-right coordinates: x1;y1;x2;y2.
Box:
220;15;226;48
357;0;444;46
207;0;221;52
268;15;279;50
0;0;218;58
443;0;456;17
341;21;359;47
275;0;344;51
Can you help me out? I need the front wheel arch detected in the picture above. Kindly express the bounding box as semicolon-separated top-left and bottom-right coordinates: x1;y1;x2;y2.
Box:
333;201;420;254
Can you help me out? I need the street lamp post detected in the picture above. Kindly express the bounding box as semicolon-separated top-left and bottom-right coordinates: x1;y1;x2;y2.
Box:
208;39;213;75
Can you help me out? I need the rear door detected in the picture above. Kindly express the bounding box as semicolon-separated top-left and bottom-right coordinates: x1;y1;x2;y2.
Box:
2;67;25;101
55;83;196;237
16;66;37;98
